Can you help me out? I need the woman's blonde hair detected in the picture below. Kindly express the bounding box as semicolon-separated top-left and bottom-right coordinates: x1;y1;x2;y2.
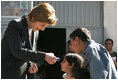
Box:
28;3;58;26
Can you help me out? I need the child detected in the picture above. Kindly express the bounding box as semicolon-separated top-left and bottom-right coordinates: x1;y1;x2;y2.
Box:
60;53;90;79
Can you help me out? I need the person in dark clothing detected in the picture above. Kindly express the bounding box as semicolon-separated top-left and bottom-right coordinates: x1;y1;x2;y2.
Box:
1;3;58;79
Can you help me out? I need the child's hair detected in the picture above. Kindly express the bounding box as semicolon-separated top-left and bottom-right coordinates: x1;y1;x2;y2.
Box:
105;38;113;45
28;3;58;26
65;53;90;79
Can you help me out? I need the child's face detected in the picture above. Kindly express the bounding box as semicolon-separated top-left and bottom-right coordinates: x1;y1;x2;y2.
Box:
60;58;70;73
68;42;74;52
70;37;80;53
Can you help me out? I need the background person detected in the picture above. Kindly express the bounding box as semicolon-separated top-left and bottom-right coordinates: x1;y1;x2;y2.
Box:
105;38;117;69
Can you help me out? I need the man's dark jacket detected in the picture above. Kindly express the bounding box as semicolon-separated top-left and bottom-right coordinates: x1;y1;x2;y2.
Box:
1;16;46;79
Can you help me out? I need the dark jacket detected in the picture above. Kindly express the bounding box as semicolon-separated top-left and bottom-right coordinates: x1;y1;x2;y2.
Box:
1;16;46;79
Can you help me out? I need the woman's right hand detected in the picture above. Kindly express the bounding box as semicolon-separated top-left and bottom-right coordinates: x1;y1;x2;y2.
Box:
45;53;57;64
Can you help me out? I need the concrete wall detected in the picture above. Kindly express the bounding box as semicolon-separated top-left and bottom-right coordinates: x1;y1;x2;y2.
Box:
104;1;117;52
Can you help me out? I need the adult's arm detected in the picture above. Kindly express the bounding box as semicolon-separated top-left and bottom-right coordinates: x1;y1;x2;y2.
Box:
5;20;45;64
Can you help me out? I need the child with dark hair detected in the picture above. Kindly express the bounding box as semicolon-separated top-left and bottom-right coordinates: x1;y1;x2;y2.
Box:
67;40;75;53
60;53;90;79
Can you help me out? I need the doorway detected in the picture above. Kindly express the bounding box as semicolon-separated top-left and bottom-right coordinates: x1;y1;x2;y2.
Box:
36;28;66;79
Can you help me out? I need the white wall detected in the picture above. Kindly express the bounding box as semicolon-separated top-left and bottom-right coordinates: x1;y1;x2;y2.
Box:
104;1;117;52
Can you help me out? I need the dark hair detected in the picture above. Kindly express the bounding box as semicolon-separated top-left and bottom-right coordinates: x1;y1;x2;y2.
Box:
65;53;90;79
105;38;113;45
67;40;71;45
70;27;91;42
65;53;83;69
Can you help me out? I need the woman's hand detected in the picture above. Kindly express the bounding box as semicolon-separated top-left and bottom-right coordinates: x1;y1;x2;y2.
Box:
45;53;57;64
29;63;38;74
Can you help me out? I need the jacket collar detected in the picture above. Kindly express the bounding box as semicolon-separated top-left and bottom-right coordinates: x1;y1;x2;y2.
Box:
21;15;32;50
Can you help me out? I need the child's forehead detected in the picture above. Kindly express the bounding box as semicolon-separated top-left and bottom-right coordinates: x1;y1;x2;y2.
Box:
64;57;69;63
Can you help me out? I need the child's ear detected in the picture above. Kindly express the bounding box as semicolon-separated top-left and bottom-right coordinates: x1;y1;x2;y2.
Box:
69;63;74;68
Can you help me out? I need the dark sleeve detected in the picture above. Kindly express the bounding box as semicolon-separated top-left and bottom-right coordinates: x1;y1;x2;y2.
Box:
5;20;45;64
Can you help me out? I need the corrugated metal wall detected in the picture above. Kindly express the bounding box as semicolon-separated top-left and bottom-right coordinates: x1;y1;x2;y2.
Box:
1;1;104;44
34;1;104;44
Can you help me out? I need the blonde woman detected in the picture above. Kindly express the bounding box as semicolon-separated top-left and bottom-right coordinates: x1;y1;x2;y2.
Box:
1;3;58;79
